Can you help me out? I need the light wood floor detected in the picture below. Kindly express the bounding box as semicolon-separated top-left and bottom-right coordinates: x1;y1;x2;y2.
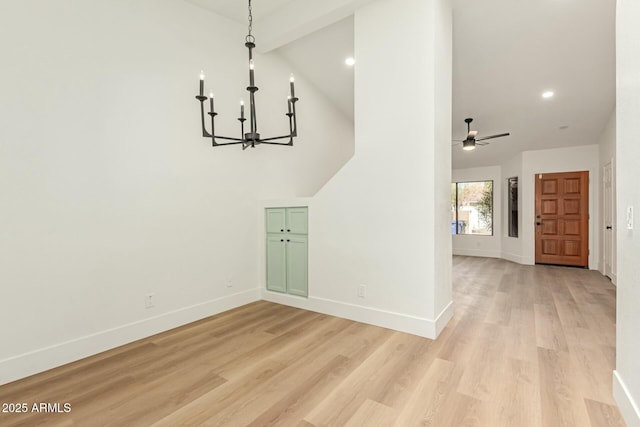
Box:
0;257;625;426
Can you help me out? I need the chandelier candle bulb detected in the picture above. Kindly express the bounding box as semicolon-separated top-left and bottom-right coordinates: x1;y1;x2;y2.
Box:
199;71;205;96
240;100;245;119
290;74;295;98
209;92;214;112
287;96;292;114
249;59;256;87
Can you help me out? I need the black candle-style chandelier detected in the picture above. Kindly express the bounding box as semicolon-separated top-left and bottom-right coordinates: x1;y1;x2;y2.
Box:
195;0;299;150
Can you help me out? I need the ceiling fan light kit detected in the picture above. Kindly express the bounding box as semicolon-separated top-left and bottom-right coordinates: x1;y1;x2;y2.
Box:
195;0;299;150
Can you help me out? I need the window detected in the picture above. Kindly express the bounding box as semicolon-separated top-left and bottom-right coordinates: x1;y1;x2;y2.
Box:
508;177;518;237
451;180;493;235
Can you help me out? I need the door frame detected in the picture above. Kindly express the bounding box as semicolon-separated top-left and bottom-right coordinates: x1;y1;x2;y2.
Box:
534;170;590;267
602;159;616;284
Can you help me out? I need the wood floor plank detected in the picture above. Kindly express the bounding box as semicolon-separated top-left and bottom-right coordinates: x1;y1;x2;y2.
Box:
485;290;512;325
538;347;592;427
585;398;625;427
504;308;538;363
534;303;569;351
456;323;509;401
393;357;459;426
0;256;625;427
246;354;353;427
344;399;396;427
477;357;542;427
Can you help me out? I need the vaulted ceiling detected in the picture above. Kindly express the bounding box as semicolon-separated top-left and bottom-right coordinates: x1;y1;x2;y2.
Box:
184;0;615;169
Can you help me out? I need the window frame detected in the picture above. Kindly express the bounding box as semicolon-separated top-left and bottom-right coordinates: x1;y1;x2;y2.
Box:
451;180;494;236
507;176;519;238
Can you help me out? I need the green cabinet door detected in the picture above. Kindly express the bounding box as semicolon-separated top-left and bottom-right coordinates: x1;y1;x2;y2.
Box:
286;207;308;234
266;208;286;234
266;234;287;293
286;235;308;297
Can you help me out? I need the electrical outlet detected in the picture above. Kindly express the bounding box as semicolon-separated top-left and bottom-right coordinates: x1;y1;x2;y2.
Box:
226;276;233;288
145;293;155;308
358;284;366;298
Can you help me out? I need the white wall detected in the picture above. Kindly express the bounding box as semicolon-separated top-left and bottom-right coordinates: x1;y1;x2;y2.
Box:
452;166;502;258
520;145;600;267
263;0;453;339
613;1;640;425
598;109;616;282
0;0;353;384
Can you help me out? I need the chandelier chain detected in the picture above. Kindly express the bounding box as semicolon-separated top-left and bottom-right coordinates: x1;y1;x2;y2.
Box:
247;0;254;42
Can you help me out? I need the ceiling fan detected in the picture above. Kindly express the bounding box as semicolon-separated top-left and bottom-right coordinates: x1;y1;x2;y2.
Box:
453;118;510;151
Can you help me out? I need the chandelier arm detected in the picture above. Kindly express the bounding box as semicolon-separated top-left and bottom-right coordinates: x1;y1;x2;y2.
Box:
208;111;217;145
261;139;294;146
251;95;258;136
290;100;299;137
210;140;245;146
239;117;246;141
197;99;212;137
259;134;294;142
212;135;245;142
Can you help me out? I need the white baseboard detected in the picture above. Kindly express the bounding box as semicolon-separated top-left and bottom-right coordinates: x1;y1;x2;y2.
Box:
434;301;454;337
501;251;525;264
452;248;501;259
613;370;640;427
0;289;260;386
261;291;452;339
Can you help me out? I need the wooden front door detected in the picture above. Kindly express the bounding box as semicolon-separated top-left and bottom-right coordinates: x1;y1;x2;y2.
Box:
535;171;589;267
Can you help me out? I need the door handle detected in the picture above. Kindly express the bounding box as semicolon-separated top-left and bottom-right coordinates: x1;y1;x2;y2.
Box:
606;226;612;230
536;222;541;226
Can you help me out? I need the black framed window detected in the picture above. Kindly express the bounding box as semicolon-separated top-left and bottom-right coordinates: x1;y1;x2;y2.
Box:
508;177;518;237
451;181;493;235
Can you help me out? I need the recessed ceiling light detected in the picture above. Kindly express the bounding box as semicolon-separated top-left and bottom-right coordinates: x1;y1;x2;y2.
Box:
345;57;356;66
542;91;554;99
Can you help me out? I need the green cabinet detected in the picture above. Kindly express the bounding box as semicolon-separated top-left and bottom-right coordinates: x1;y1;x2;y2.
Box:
266;207;308;297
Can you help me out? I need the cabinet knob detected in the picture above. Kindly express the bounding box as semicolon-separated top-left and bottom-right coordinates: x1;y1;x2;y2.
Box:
287;229;291;232
287;239;290;242
536;222;541;226
606;226;612;230
280;239;284;242
280;229;284;232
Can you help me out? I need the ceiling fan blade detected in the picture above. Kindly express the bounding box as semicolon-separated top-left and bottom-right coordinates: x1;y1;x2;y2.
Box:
476;132;510;141
452;141;462;146
467;130;478;139
476;141;490;146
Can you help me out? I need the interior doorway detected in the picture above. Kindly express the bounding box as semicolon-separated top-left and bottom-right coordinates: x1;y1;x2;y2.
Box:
535;171;589;267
